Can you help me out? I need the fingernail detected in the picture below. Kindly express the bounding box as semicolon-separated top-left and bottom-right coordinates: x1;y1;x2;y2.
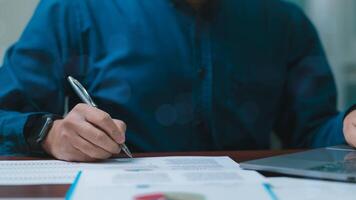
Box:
114;131;125;144
118;135;125;144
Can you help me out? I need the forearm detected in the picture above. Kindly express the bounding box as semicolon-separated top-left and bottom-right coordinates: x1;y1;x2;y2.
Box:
0;110;33;155
310;112;346;148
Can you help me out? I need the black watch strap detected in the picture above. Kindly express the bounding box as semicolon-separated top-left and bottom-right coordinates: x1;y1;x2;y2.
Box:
24;114;62;154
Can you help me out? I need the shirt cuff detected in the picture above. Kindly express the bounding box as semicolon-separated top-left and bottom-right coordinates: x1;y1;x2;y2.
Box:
0;112;33;155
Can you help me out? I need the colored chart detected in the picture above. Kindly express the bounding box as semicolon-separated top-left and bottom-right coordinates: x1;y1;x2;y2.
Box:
134;192;206;200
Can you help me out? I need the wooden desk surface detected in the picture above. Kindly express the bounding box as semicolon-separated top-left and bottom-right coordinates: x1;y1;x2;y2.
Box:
0;150;300;198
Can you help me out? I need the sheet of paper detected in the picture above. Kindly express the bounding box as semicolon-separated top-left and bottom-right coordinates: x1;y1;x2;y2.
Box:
70;157;268;200
0;156;245;185
71;182;271;200
74;168;265;187
268;177;356;200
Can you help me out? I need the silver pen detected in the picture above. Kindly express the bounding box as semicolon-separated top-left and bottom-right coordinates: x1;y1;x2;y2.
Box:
67;76;133;158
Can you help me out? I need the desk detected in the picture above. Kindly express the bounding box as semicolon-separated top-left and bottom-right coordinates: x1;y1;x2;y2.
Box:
0;150;300;198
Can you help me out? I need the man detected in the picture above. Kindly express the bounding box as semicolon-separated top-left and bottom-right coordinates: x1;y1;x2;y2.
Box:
0;0;356;161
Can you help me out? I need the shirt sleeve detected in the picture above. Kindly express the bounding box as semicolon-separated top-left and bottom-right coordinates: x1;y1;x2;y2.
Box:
274;3;346;148
0;0;81;155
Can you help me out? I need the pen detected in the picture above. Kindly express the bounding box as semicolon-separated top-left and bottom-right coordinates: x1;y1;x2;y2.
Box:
67;76;133;158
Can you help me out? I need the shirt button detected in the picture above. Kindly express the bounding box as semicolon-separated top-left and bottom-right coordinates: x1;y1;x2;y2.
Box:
194;119;203;127
197;67;206;78
195;119;209;133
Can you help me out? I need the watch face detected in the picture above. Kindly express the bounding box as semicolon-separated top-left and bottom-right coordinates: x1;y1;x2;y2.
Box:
36;117;53;143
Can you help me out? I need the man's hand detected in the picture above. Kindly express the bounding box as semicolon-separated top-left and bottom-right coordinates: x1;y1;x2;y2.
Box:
343;110;356;148
42;104;126;162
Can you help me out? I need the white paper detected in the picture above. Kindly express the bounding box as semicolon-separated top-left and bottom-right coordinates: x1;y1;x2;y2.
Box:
269;177;356;200
70;157;268;200
0;156;244;185
71;183;271;200
76;168;265;187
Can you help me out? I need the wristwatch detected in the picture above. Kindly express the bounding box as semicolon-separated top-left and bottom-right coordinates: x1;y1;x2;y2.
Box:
24;114;62;154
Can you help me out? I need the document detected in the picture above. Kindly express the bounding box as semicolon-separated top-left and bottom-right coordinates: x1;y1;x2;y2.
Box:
68;157;269;200
70;182;271;200
268;177;356;200
74;168;265;187
0;156;258;185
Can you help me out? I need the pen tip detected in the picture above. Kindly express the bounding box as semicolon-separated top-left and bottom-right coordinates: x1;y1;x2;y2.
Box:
121;144;133;158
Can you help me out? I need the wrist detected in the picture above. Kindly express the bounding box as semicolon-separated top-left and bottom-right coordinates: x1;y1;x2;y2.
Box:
24;114;62;154
41;119;62;156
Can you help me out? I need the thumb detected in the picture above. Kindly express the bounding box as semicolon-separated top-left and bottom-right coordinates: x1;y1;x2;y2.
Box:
113;119;126;144
343;111;356;147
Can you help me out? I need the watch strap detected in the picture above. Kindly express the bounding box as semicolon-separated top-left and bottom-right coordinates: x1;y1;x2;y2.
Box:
24;114;62;154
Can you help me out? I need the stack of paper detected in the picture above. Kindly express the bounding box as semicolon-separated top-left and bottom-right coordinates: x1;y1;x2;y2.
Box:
4;156;355;200
0;156;247;185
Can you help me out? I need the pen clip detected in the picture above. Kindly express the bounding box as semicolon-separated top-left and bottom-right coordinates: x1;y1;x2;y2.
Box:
67;76;98;107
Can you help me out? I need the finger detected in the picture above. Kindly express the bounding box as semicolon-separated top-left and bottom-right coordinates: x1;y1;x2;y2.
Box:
69;132;113;160
346;127;356;148
344;115;356;148
82;106;122;143
58;145;97;162
113;119;126;144
70;149;98;162
75;121;120;154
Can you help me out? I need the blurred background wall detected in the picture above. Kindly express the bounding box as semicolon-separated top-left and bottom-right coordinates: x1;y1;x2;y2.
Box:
288;0;356;110
0;0;39;65
0;0;356;110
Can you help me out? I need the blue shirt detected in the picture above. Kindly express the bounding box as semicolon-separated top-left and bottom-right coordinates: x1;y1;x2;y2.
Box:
0;0;346;155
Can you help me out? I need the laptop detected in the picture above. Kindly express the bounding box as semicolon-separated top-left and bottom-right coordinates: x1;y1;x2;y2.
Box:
240;145;356;182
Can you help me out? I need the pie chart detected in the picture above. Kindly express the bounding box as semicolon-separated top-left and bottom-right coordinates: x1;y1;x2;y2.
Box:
134;192;206;200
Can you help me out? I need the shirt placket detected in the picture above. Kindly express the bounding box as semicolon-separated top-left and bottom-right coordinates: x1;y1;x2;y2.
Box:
193;16;214;148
